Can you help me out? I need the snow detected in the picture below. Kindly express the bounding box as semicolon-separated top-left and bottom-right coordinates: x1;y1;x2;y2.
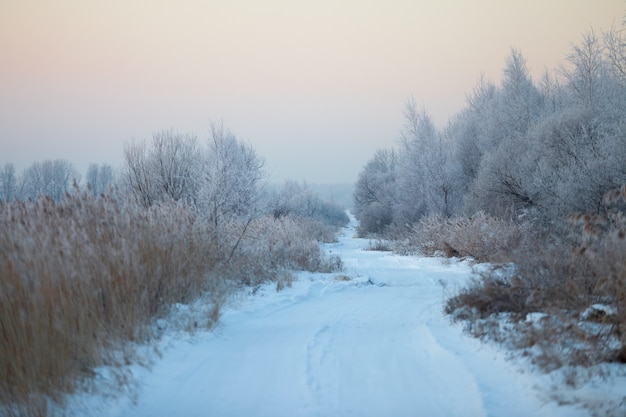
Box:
69;214;614;417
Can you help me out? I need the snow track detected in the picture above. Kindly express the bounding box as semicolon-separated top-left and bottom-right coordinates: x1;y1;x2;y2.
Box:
83;215;589;417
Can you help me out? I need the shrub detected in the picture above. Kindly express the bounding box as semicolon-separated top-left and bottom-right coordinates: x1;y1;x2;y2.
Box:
397;212;532;262
219;215;343;286
365;239;393;251
445;184;626;367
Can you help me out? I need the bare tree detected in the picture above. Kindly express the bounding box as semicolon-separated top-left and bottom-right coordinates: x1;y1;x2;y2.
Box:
122;139;156;207
150;130;201;203
20;159;79;200
122;130;200;207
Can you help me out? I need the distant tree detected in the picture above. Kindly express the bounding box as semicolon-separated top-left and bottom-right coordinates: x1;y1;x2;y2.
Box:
270;180;319;219
395;99;457;221
267;180;349;227
353;148;397;234
20;159;79;200
0;163;18;202
85;163;114;196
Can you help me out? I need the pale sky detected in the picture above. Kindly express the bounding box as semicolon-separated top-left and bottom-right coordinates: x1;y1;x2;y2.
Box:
1;0;624;184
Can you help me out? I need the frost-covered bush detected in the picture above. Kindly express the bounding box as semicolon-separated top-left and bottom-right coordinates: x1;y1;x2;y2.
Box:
398;212;530;262
218;215;343;287
356;201;394;237
267;180;349;229
446;184;626;367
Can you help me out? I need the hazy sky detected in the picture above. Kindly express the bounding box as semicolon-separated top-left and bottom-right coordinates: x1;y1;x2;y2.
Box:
1;1;624;184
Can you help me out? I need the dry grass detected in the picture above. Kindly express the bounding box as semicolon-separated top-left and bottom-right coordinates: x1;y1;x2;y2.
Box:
0;190;344;414
445;185;626;369
0;192;221;412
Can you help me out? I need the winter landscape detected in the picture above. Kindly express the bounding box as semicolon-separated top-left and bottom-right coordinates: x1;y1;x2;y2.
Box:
62;215;625;417
3;1;626;416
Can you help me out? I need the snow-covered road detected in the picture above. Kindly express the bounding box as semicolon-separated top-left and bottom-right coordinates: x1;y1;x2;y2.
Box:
82;216;589;417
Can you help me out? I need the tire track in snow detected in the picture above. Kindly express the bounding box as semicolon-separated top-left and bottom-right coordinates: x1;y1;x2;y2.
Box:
305;323;339;411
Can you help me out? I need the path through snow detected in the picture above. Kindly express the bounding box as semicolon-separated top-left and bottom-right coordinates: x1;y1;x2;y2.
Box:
75;215;591;417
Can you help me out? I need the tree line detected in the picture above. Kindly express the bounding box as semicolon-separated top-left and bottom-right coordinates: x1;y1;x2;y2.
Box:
352;21;626;369
0;159;113;202
354;27;626;235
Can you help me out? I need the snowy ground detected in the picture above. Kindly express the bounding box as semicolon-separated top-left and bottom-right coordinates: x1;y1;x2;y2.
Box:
68;215;623;417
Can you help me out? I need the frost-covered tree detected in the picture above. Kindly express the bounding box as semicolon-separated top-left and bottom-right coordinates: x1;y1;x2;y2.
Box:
353;148;397;234
395;99;458;221
122;139;156;207
270;180;319;219
564;31;609;112
605;18;626;81
522;32;626;219
461;50;544;217
151;130;201;204
122;130;201;207
394;100;434;224
539;69;566;116
122;124;265;221
268;180;349;227
498;49;543;136
448;76;498;203
357;22;626;234
198;122;265;226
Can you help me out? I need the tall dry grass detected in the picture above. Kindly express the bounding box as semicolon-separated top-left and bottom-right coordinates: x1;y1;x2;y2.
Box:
0;191;219;412
0;190;344;415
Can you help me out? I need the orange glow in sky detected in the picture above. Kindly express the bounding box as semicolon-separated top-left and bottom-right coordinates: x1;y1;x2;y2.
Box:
1;0;624;183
